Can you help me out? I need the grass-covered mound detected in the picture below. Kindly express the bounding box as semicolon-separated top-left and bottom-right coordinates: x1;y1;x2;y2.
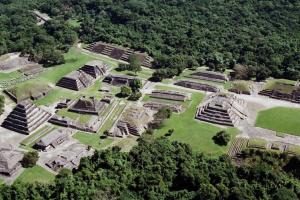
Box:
155;92;238;156
255;107;300;136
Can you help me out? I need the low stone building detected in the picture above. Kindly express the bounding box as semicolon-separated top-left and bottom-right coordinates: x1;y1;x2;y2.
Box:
0;147;23;176
259;82;300;104
33;10;51;25
143;101;184;113
46;144;90;172
111;106;153;138
85;41;152;68
34;129;69;151
175;80;219;92
190;71;228;83
56;99;75;109
195;93;247;127
2;100;52;135
103;74;136;86
150;90;189;101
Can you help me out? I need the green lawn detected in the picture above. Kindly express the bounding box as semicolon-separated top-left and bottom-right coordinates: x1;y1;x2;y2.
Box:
57;109;92;124
73;100;127;149
154;92;239;156
255;107;300;136
111;67;154;80
0;71;22;81
16;166;55;184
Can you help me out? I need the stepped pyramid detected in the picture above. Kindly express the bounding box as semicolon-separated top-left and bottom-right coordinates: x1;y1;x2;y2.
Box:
56;70;94;91
195;93;247;127
2;100;52;135
79;60;107;79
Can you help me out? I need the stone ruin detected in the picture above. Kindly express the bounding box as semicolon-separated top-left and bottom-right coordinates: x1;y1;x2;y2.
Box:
190;71;228;83
4;84;52;103
259;82;300;104
0;146;23;176
33;10;51;26
56;60;106;91
103;74;137;86
49;115;103;133
56;99;75;109
68;97;109;115
79;60;108;78
2;100;52;135
46;144;90;172
110;106;153;138
175;80;220;92
0;52;40;72
195;93;247;127
56;70;94;91
85;41;152;68
19;64;44;76
143;101;184;113
34;129;70;152
150;90;190;101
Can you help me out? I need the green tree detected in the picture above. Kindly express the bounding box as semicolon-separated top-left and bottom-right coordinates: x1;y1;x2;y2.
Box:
129;79;142;92
21;151;39;168
120;86;132;97
212;130;230;146
129;54;142;74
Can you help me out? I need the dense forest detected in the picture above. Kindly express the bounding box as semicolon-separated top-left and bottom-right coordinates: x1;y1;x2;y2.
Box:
38;0;300;80
1;137;300;199
0;0;77;65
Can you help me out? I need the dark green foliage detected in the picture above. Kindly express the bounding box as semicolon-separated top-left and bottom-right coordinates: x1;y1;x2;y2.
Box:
2;139;300;199
0;95;5;115
128;91;142;101
119;86;132;97
212;130;231;146
0;1;77;66
129;79;142;93
21;151;39;168
40;0;300;80
129;54;142;74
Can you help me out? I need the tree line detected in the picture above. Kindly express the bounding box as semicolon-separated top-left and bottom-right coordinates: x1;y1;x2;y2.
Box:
38;0;300;80
1;137;300;199
0;0;77;66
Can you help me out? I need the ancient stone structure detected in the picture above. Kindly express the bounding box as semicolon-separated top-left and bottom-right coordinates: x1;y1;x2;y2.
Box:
0;147;23;176
79;60;107;78
259;82;300;104
48;115;103;133
103;74;136;86
2;100;52;135
175;80;219;92
19;64;44;76
143;101;184;113
68;97;107;115
85;41;152;68
33;10;51;25
56;99;75;109
56;70;94;91
111;106;152;138
150;90;189;101
0;53;39;72
34;129;69;151
195;93;247;127
46;144;90;172
190;71;228;83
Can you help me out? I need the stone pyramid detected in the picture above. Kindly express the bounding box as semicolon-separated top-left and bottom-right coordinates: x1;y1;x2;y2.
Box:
2;100;51;135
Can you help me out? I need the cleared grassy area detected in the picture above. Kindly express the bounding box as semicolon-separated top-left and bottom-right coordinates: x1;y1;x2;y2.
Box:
0;71;22;81
248;138;268;149
264;79;297;94
20;126;53;146
286;145;300;155
35;88;78;106
73;100;127;149
111;67;154;80
57;109;92;124
255;107;300;136
16;166;55;184
154;92;239;156
226;81;250;93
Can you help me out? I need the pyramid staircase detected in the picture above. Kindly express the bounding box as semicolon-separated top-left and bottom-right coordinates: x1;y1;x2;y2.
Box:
2;101;52;135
